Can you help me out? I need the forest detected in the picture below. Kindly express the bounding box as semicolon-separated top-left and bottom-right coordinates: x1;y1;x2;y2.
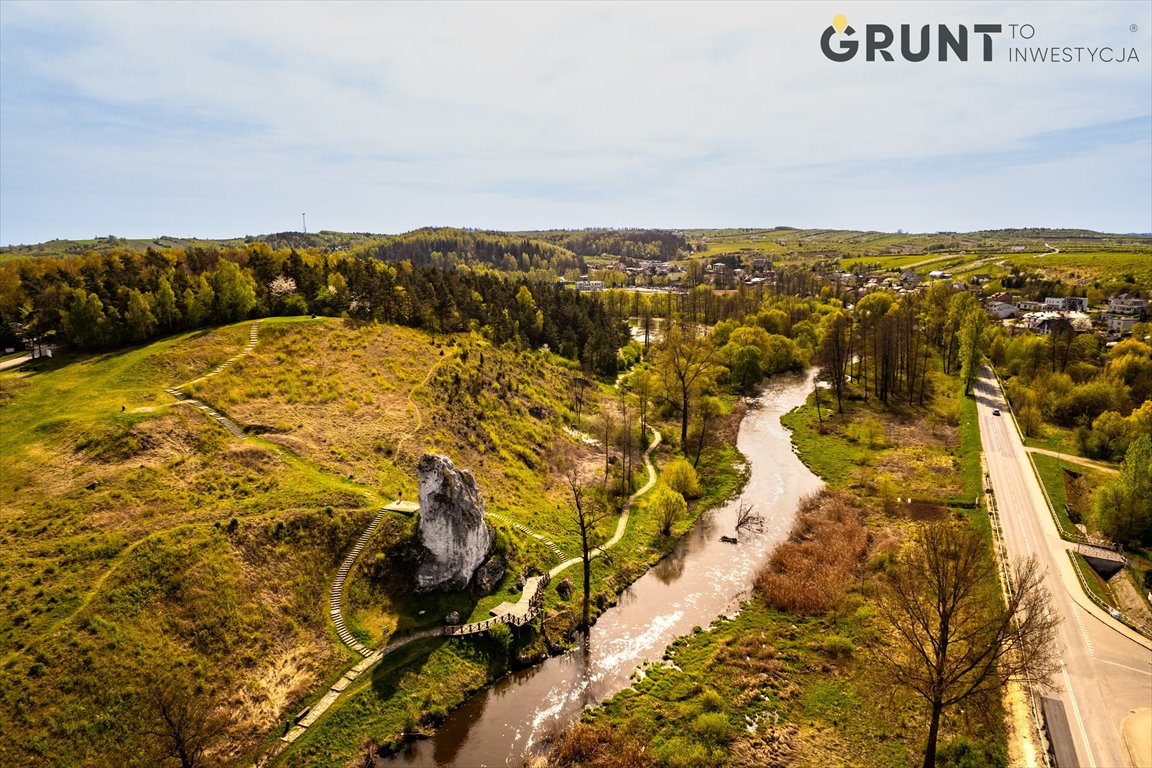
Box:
517;228;692;262
0;241;626;377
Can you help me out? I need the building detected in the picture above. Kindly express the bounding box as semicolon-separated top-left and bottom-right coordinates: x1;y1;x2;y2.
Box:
574;280;605;292
1045;297;1088;312
1017;300;1045;311
1023;311;1092;335
986;301;1018;319
1106;314;1138;335
1108;295;1148;316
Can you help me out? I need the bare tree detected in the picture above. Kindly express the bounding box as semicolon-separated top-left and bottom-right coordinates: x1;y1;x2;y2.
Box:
137;671;228;768
556;447;612;628
735;499;761;531
816;311;852;415
569;374;591;425
875;523;1061;768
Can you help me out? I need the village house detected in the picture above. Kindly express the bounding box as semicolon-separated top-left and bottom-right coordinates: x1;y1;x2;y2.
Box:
1023;311;1092;335
1044;296;1088;312
1108;294;1148;316
1106;314;1139;336
986;301;1018;319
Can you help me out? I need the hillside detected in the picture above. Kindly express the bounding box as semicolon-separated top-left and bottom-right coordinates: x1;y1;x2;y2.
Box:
0;318;600;767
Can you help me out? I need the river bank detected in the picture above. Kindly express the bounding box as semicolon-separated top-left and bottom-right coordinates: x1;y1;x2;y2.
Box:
370;371;822;767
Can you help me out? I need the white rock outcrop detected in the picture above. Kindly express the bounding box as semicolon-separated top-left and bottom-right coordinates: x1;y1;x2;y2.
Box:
414;454;494;592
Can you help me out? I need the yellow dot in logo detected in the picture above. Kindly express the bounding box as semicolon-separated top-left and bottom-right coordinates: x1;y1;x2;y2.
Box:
832;14;848;34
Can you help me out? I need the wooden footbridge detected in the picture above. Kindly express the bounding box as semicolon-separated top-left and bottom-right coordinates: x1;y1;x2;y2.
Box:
279;427;662;752
282;513;552;746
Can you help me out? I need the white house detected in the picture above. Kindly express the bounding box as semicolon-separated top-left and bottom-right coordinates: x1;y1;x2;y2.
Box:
986;301;1018;319
1108;295;1148;316
1106;315;1138;335
1045;297;1088;312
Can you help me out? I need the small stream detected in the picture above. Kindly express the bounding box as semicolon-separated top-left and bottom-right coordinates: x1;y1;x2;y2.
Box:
379;371;821;767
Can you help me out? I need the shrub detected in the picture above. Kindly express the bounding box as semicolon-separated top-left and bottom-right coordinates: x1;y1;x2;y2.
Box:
822;634;854;659
845;415;885;449
488;623;513;659
755;490;869;614
651;486;688;535
937;736;1006;768
663;458;702;498
700;687;726;712
653;736;709;768
692;711;735;744
547;723;652;767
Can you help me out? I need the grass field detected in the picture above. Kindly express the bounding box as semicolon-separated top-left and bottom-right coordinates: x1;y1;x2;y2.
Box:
1029;452;1112;538
779;373;979;508
2;317;676;767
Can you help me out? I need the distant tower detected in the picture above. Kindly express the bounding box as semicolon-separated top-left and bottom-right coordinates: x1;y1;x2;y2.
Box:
302;213;307;233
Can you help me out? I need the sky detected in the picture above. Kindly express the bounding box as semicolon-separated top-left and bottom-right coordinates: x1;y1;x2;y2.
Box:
1;0;1150;245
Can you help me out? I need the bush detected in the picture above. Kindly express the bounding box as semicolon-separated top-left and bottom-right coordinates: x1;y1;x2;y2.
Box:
663;458;702;498
822;634;854;659
547;723;652;767
692;711;735;744
651;486;688;535
937;736;1006;768
700;687;726;712
653;736;709;768
488;623;513;659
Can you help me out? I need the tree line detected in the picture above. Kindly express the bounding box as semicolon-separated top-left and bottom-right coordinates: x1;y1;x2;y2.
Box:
0;242;628;376
521;229;692;262
346;227;584;277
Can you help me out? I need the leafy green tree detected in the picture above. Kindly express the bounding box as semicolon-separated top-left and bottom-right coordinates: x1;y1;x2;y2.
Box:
124;288;157;342
651;486;688;536
957;307;989;395
211;260;256;322
184;276;214;327
1094;435;1152;546
654;325;717;447
728;344;763;392
816;311;852;414
154;275;180;331
662;457;702;498
60;287;110;349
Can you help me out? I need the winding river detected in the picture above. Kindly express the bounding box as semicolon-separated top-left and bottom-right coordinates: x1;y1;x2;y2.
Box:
380;371;822;767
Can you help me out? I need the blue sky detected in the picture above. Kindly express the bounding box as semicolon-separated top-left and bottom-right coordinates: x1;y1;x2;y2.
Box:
1;0;1149;244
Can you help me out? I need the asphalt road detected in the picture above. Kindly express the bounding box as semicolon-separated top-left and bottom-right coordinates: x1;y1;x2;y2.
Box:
976;367;1152;768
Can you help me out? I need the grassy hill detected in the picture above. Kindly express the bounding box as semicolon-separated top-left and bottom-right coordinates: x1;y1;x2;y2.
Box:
0;317;604;766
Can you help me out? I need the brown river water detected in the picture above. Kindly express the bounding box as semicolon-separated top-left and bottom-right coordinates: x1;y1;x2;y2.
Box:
379;371;822;767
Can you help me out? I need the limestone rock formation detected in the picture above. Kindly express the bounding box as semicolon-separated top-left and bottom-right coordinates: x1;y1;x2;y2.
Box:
473;555;506;596
414;453;494;592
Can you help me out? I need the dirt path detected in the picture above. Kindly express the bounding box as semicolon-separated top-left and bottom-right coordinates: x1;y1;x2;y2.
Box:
1025;446;1120;475
165;320;264;439
550;427;662;578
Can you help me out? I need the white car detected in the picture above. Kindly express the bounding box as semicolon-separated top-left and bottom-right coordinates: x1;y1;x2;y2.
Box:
992;408;1001;416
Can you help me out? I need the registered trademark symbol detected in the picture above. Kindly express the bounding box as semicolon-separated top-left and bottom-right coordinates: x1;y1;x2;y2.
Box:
1131;24;1139;32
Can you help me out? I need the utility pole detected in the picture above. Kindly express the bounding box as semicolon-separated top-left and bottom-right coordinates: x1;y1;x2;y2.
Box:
302;212;307;233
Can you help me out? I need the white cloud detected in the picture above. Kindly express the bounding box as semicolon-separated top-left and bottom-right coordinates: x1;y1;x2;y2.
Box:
1;0;1149;243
